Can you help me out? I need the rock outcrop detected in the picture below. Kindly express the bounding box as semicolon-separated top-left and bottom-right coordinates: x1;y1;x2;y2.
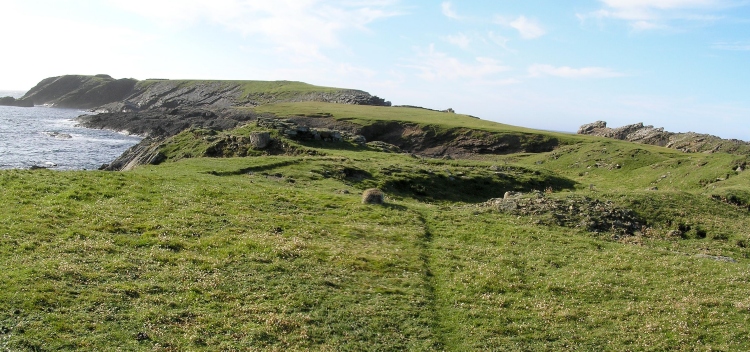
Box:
19;75;391;111
22;74;137;109
101;137;166;171
76;108;264;138
484;192;644;237
578;121;750;155
0;96;34;107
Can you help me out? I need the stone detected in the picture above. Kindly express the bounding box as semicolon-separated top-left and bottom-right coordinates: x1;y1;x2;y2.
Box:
484;195;645;236
577;121;607;134
498;200;518;211
366;141;401;153
248;132;271;149
666;230;682;237
350;135;367;145
503;191;522;199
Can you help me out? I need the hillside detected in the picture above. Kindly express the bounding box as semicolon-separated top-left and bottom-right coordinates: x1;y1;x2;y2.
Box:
18;75;390;110
1;76;750;350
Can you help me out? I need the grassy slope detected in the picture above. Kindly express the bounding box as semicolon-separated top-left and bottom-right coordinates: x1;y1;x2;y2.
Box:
2;103;750;350
135;80;352;104
255;102;583;141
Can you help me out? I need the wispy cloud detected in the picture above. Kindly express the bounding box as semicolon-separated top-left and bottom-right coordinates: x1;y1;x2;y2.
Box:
487;31;515;53
110;0;401;60
497;16;546;39
444;33;471;49
510;16;546;39
529;64;625;78
712;41;750;50
405;45;511;81
579;0;733;31
441;1;462;20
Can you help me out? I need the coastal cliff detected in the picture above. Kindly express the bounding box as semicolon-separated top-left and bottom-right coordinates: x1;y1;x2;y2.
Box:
18;75;391;111
22;74;138;109
16;74;566;171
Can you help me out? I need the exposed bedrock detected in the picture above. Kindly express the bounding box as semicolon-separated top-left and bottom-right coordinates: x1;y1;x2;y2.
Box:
578;120;750;155
20;75;391;111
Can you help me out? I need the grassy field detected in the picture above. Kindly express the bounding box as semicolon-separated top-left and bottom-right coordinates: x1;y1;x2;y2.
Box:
254;102;584;141
7;76;750;350
2;126;750;350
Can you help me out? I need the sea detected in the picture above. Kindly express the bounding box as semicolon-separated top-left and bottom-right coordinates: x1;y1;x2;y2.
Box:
0;90;142;170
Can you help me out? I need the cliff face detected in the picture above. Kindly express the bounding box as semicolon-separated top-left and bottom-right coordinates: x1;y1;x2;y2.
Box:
22;74;137;109
0;96;34;107
578;121;750;155
20;75;391;111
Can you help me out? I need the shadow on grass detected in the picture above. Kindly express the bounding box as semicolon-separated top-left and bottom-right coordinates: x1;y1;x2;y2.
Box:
383;173;577;203
381;203;409;211
203;160;303;176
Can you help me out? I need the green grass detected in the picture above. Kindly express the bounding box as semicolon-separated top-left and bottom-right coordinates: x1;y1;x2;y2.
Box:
135;80;350;104
3;115;750;349
254;102;583;139
3;148;750;350
427;208;750;350
0;163;438;350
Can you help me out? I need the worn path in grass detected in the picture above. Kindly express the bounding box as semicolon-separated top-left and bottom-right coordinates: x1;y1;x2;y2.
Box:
2;151;750;350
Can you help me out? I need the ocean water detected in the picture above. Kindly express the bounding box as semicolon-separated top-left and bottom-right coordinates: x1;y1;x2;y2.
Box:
0;92;142;170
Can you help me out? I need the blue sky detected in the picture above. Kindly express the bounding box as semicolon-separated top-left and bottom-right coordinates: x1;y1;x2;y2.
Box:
1;0;749;139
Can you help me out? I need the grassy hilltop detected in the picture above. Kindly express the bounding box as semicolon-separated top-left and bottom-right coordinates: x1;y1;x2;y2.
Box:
2;83;750;350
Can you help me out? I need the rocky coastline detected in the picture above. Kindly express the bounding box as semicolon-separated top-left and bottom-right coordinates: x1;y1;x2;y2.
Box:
17;74;391;111
0;96;34;107
6;74;397;170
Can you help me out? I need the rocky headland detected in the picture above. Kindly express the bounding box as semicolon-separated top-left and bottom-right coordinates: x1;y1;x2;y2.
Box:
0;96;34;107
12;74;560;171
578;121;750;155
18;74;391;111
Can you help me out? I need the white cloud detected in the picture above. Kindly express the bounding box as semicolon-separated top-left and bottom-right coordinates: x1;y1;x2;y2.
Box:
712;41;750;50
510;16;546;39
580;0;732;30
441;2;461;20
497;16;546;39
110;0;401;60
487;31;515;53
630;21;669;31
602;0;719;10
444;33;471;49
528;64;625;78
406;45;511;81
